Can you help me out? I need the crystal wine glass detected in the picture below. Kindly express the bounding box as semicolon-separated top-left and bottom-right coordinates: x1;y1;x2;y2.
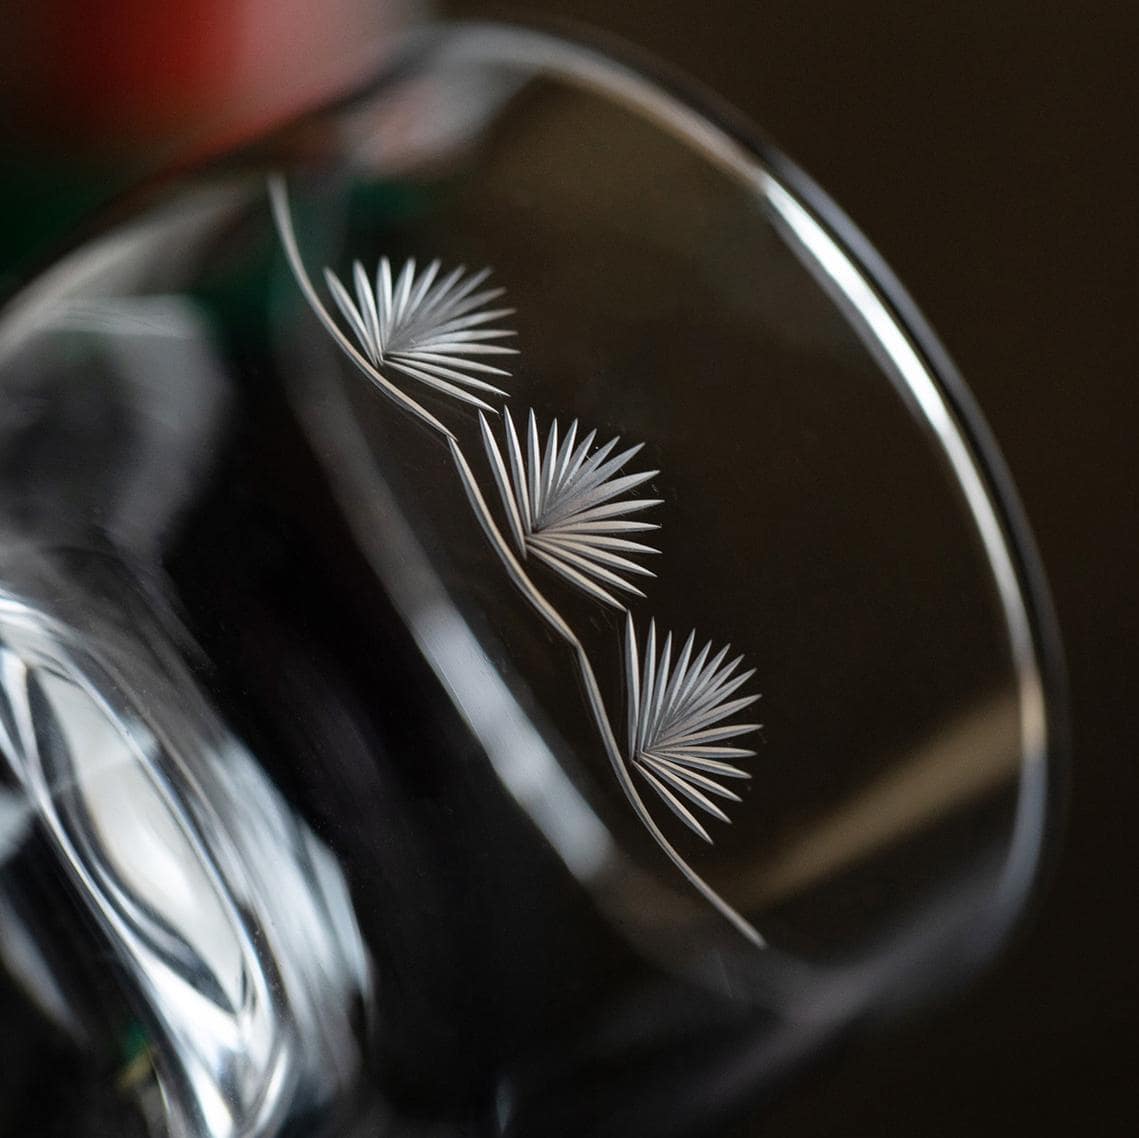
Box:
0;21;1064;1138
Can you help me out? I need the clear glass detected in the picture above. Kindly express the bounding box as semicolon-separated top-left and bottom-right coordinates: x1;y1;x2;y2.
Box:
0;21;1062;1138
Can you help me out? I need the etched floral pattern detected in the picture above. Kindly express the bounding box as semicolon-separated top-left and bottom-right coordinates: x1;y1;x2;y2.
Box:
624;616;759;842
271;173;765;944
479;409;661;608
324;257;516;411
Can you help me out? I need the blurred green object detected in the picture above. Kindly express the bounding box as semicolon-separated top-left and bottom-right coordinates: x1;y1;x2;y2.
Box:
0;159;136;292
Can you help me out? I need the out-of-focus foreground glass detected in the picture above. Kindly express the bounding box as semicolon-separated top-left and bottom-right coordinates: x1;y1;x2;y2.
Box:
0;22;1062;1138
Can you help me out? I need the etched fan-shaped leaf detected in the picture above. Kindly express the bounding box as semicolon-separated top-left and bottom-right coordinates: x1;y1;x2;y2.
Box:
322;256;517;411
624;615;759;842
479;408;662;608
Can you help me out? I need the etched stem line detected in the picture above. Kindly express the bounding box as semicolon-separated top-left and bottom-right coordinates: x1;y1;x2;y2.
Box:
269;175;763;947
449;441;764;948
269;177;454;441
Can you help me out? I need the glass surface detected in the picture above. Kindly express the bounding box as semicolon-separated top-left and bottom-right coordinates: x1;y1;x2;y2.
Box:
0;22;1060;1138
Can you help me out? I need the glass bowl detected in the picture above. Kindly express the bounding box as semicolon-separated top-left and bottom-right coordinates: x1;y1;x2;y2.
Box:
0;21;1064;1138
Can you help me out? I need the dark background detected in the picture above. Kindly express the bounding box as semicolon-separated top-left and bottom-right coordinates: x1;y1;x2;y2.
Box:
2;2;1135;1134
461;5;1136;1135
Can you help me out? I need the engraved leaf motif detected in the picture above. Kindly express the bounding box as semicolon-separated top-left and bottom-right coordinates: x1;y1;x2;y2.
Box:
625;615;759;843
322;257;517;412
479;408;662;609
269;177;768;946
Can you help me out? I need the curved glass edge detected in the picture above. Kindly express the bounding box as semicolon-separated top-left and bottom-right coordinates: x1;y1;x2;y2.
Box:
0;587;370;1137
638;25;1072;937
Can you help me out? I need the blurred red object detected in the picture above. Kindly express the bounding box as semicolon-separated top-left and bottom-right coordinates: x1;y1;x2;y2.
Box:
6;0;417;157
0;0;418;275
